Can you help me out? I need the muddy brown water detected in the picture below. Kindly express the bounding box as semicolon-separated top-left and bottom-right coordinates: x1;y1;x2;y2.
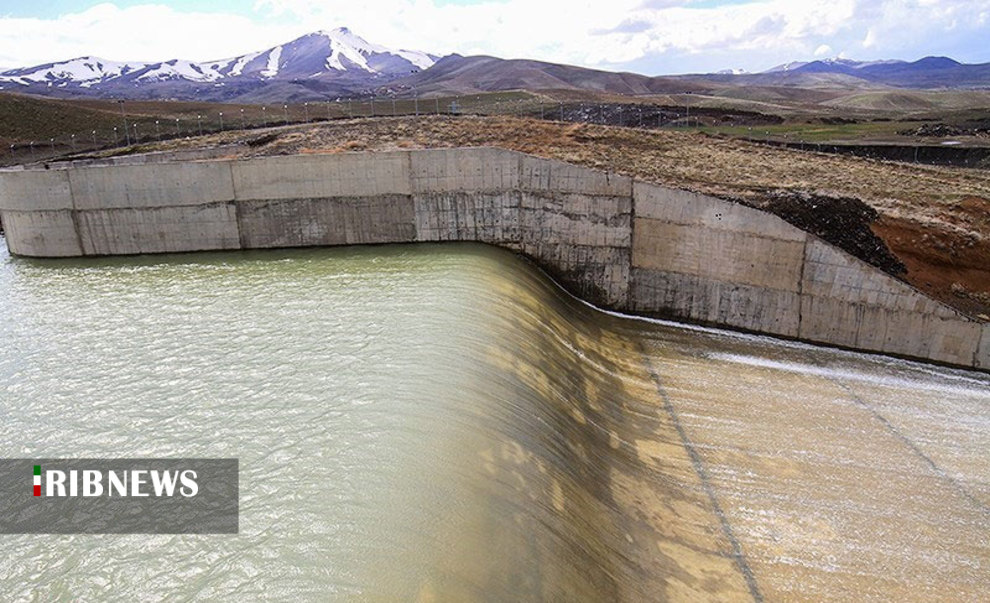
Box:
0;238;987;601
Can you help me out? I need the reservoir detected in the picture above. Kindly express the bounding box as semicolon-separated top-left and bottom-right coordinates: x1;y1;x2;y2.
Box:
1;236;987;601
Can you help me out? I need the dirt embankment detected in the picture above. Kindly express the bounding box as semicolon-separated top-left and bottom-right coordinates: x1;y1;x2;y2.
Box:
759;192;907;277
90;115;990;318
873;196;990;318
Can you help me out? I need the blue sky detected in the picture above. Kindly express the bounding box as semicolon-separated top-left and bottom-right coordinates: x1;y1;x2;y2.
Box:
0;1;987;73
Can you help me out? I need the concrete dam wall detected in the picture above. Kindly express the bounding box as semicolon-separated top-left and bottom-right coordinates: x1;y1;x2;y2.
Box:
1;147;987;371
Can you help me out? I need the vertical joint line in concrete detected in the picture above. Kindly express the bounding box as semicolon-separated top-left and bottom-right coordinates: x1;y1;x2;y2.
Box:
797;236;809;338
516;152;524;193
636;340;764;603
225;161;248;250
226;160;238;201
829;377;989;516
973;326;985;369
629;182;638;301
973;332;978;369
406;149;415;195
65;168;86;256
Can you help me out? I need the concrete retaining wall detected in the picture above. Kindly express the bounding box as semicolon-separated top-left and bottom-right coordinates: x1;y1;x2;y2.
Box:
1;147;985;371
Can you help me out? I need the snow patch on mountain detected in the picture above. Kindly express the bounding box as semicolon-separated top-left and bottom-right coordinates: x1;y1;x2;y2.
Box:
261;47;282;78
137;59;222;83
327;36;372;72
228;51;262;77
0;57;147;86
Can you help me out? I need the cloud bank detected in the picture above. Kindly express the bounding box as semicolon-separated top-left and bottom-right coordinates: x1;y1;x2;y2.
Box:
0;1;987;73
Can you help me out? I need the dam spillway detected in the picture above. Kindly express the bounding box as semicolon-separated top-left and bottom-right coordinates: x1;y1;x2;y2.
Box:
0;147;986;372
0;240;986;600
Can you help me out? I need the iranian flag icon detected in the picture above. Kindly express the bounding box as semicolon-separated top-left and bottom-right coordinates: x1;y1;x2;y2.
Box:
33;465;41;497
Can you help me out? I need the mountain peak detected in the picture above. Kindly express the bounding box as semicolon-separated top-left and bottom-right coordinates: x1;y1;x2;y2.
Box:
913;56;961;68
311;27;352;37
0;27;440;92
765;55;968;74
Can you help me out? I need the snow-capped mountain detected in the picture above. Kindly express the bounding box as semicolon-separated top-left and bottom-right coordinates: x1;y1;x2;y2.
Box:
0;28;440;101
1;35;985;103
752;56;988;88
765;58;906;73
0;57;149;88
195;28;437;82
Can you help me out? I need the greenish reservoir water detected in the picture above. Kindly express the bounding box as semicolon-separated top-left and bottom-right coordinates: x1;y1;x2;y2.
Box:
1;236;987;601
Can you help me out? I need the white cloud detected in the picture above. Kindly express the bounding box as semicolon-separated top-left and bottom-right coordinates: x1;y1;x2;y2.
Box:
814;44;833;56
862;27;877;49
0;3;299;68
240;0;990;71
0;1;987;73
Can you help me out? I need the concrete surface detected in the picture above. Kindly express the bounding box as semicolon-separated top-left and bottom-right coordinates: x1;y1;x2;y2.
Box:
635;329;990;601
76;203;240;255
630;269;802;337
0;170;73;211
233;152;412;199
0;147;985;371
69;162;235;210
979;325;990;370
1;210;81;257
798;240;982;367
238;195;415;248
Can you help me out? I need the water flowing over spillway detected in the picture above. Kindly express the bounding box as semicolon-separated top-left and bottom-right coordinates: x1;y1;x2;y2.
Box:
0;238;987;601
